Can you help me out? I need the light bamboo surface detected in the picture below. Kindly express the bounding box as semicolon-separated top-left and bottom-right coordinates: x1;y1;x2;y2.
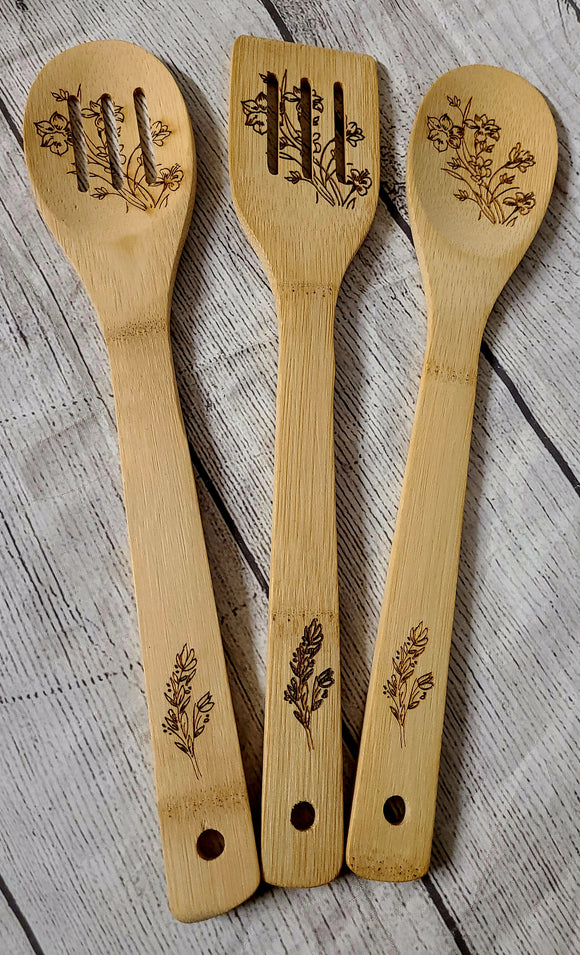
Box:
23;39;259;922
347;65;558;882
230;35;379;886
1;0;578;953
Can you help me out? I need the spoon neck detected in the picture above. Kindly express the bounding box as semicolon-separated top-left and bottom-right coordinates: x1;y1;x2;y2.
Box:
423;293;489;380
423;331;481;385
274;283;339;344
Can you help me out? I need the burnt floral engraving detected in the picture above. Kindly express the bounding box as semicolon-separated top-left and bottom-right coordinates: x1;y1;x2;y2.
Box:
242;71;372;208
284;618;335;750
383;622;434;748
427;94;536;226
34;87;183;211
162;645;214;779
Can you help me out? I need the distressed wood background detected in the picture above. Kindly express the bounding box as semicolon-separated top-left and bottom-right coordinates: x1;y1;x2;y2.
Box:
0;0;578;952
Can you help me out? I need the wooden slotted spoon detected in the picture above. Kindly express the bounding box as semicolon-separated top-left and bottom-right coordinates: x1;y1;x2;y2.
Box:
230;35;379;886
347;65;557;881
24;39;259;920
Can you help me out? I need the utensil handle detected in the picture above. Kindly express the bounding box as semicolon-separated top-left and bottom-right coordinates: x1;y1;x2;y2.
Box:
106;324;259;920
346;348;478;881
261;285;343;886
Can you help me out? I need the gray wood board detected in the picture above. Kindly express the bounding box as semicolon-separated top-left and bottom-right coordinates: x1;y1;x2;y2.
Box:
0;0;578;953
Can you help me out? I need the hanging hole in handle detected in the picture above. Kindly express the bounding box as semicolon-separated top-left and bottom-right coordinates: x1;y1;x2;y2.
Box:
290;801;315;831
383;795;406;825
196;829;225;860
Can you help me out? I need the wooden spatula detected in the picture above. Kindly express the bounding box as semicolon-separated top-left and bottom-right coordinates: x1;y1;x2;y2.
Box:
24;39;259;921
229;35;379;886
347;65;558;881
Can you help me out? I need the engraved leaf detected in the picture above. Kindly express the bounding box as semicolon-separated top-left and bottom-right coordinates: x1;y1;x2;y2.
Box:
196;691;214;714
386;623;433;747
284;618;334;748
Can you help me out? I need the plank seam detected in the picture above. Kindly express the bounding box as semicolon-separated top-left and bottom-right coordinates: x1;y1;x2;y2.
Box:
0;95;23;149
0;670;126;706
188;441;271;595
0;873;45;955
421;874;473;955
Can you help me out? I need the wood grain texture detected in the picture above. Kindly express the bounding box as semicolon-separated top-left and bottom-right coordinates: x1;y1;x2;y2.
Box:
347;64;558;882
23;39;258;921
0;0;578;952
230;35;379;886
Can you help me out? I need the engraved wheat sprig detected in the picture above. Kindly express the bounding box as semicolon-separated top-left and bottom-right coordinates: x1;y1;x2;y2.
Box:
161;644;214;778
283;618;335;750
383;622;434;747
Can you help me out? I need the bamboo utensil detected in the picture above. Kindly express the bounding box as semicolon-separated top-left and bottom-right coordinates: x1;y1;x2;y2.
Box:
347;64;557;882
229;35;379;887
24;39;259;921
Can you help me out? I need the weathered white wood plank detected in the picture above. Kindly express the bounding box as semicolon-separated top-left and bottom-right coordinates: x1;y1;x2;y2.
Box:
1;0;578;469
265;0;580;470
0;72;455;949
0;406;456;953
0;891;36;955
0;0;578;953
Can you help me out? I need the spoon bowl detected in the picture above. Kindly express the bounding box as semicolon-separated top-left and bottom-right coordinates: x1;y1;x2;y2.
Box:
409;65;558;345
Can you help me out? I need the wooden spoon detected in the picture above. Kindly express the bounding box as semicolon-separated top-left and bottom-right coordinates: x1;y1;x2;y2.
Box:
347;65;557;881
24;39;259;920
230;35;379;886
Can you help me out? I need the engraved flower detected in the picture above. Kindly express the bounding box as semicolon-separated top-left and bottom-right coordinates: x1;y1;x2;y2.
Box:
150;120;171;146
468;153;493;179
427;113;463;151
81;98;124;133
51;88;71;103
506;142;535;171
285;169;302;184
465;113;500;144
157;163;183;190
241;92;268;133
196;691;214;714
345;121;364;146
287;86;323;112
503;191;536;215
347;167;372;196
34;111;71;155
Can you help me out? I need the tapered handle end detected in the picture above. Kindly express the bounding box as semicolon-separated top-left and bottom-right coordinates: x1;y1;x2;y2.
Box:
162;798;260;921
346;823;431;883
